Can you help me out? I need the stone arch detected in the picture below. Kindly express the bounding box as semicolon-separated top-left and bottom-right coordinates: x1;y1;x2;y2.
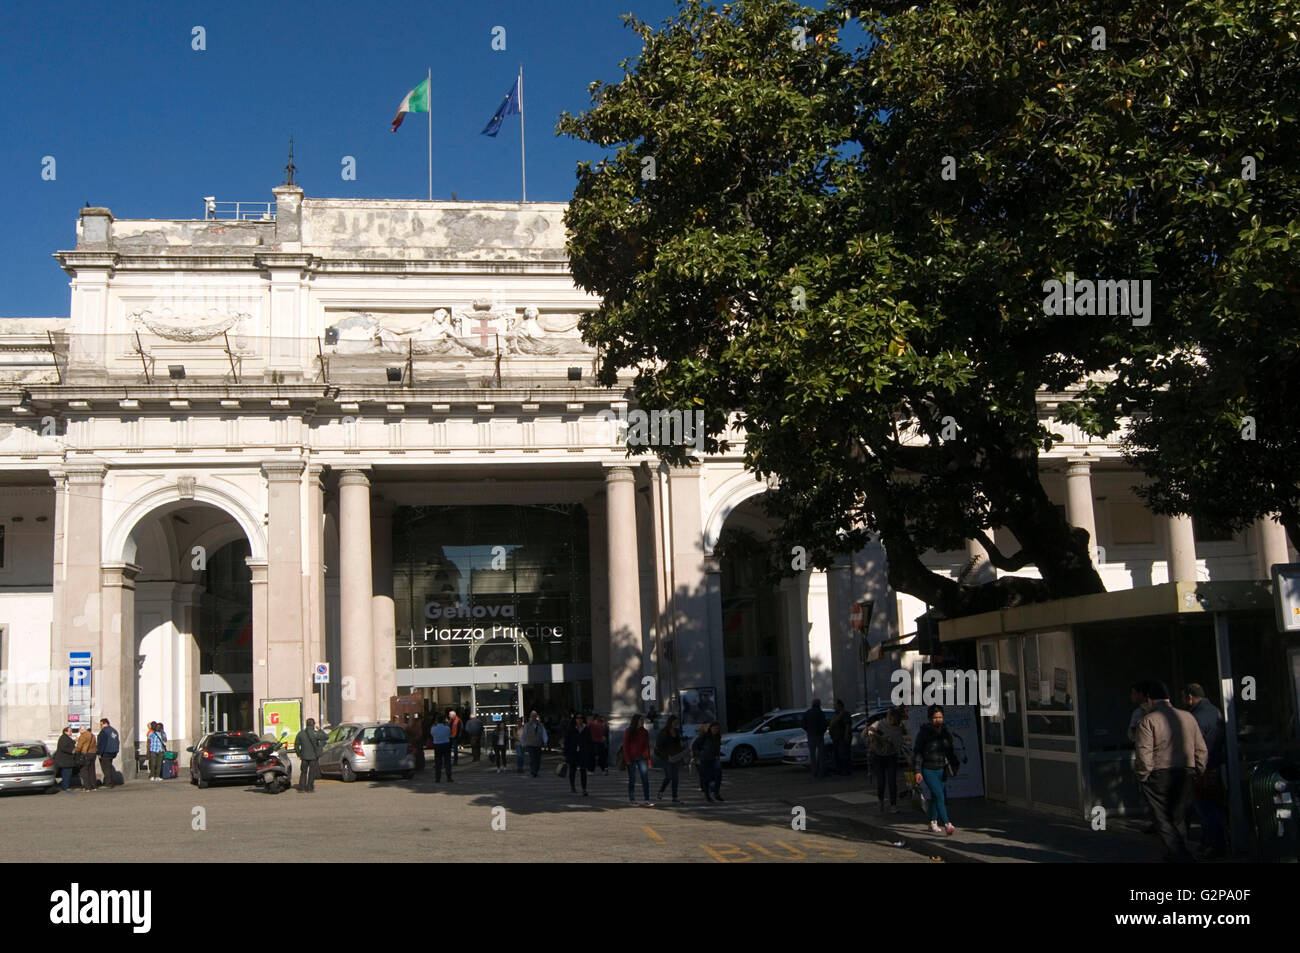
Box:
106;477;266;566
702;471;771;554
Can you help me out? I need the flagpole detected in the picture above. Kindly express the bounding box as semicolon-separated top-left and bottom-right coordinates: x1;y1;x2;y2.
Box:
518;63;526;202
427;67;433;200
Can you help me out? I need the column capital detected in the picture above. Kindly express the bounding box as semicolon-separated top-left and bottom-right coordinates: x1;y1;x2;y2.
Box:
64;461;108;484
307;462;326;480
604;465;636;484
101;562;142;588
262;460;306;481
338;468;371;489
1065;458;1094;476
244;556;269;584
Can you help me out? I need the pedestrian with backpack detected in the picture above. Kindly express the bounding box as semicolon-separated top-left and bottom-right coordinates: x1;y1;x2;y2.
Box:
96;718;120;789
692;721;724;802
522;710;547;777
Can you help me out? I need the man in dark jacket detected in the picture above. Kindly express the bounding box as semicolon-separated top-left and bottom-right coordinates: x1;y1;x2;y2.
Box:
96;718;121;788
294;718;328;793
827;700;853;777
802;700;828;780
54;727;77;791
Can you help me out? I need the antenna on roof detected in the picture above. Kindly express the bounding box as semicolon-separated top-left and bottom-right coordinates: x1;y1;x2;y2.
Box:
283;137;297;187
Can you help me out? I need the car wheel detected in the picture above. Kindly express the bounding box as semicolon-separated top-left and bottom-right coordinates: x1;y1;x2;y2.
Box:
44;785;60;795
197;778;209;789
731;745;757;768
340;760;356;783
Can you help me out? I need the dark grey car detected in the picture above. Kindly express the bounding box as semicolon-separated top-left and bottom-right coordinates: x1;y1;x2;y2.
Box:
188;731;264;788
318;723;414;782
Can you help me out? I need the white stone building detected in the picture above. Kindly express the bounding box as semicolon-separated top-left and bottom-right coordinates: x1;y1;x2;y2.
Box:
0;185;1292;774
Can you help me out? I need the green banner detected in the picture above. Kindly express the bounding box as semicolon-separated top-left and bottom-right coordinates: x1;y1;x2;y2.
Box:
260;699;303;751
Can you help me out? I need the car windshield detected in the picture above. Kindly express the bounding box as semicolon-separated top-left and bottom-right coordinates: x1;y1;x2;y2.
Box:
206;735;257;750
735;716;767;733
0;743;48;759
362;726;407;744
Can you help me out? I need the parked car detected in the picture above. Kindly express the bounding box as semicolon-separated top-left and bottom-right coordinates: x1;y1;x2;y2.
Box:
719;708;835;767
782;711;886;767
188;731;264;788
318;723;415;782
0;741;57;793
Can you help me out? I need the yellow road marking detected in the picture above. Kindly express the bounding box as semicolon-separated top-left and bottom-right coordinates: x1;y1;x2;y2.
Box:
643;826;665;844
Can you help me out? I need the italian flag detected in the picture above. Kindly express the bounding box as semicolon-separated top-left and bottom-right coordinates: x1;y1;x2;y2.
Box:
391;77;430;132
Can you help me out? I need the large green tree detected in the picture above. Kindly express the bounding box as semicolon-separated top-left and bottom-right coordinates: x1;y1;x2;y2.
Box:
558;0;1300;616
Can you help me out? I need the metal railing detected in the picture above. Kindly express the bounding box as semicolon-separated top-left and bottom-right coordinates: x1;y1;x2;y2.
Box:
202;199;276;221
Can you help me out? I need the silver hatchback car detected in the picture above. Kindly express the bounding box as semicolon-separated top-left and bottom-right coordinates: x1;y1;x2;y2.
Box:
0;741;57;793
318;723;414;782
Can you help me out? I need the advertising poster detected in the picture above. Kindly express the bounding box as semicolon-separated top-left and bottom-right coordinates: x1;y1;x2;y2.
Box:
905;704;984;798
679;687;717;729
260;699;303;751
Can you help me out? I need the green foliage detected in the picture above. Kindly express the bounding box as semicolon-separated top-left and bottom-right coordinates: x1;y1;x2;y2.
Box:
558;0;1300;614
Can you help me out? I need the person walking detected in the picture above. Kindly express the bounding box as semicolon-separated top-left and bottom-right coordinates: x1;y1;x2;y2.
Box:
146;722;167;781
867;707;909;812
448;709;462;765
1182;683;1228;858
465;711;484;763
1134;681;1207;862
54;726;77;791
74;726;98;792
1127;682;1159;834
623;714;653;806
96;718;120;789
514;718;526;774
589;714;609;774
827;699;853;777
913;705;959;835
692;721;724;802
522;710;547;778
431;715;454;783
802;699;828;780
294;718;328;793
491;718;509;773
563;715;592;795
654;715;686;803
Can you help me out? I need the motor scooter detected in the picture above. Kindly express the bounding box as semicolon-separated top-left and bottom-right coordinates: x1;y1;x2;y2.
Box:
247;740;292;793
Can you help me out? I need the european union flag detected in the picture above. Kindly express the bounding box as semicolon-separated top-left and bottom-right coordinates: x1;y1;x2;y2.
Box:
481;77;522;137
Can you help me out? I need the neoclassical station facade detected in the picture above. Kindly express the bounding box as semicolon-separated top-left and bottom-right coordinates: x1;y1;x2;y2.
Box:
0;185;1292;770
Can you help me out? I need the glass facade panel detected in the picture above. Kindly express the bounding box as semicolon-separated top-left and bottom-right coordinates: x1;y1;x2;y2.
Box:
393;504;592;682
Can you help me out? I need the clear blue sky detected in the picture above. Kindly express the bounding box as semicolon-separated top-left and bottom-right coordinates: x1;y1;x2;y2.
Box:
0;0;698;317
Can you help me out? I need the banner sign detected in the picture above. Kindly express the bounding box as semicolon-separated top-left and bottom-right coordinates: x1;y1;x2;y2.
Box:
260;699;303;751
68;652;92;731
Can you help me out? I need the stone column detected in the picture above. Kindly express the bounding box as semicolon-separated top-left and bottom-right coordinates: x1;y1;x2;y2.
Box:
47;469;68;736
62;463;106;717
605;466;642;716
305;464;326;717
782;575;812;708
1257;515;1291;578
339;470;375;721
1065;459;1099;564
246;559;269;706
1166;514;1198;583
666;467;715;710
263;461;306;703
371;494;397;715
100;562;140;779
806;569;834;705
826;556;859;710
965;537;997;584
703;554;728;728
586;492;611;716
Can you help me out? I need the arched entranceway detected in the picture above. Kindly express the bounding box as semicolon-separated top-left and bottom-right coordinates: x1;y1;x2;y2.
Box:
114;496;261;765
